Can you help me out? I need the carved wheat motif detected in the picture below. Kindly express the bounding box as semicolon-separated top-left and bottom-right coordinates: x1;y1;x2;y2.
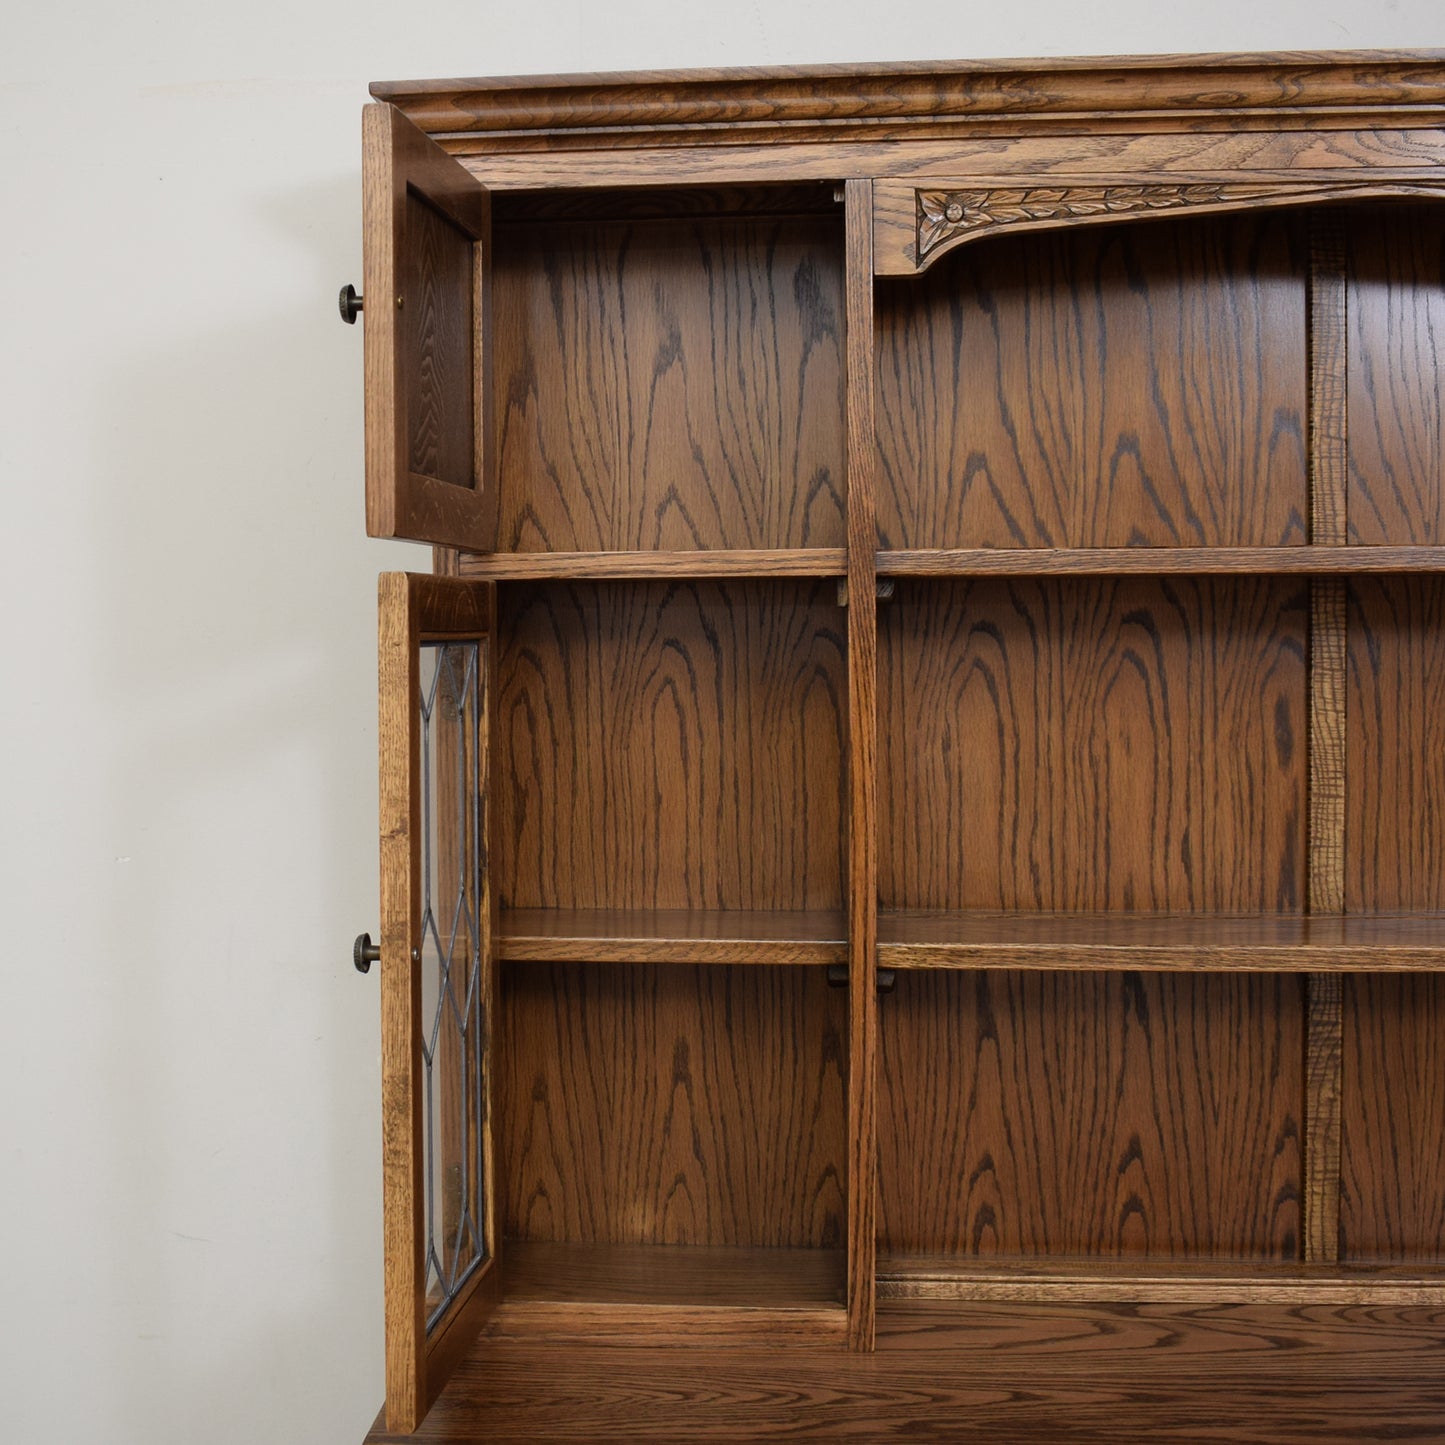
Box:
915;183;1292;260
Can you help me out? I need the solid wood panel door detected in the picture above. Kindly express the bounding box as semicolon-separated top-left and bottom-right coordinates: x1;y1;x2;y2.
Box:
377;573;498;1433
363;105;495;550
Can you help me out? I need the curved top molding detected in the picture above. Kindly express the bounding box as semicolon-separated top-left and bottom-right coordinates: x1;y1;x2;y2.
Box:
872;176;1445;275
371;51;1445;151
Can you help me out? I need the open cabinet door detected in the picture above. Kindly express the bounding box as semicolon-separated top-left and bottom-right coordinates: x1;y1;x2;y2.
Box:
363;105;495;550
377;573;498;1433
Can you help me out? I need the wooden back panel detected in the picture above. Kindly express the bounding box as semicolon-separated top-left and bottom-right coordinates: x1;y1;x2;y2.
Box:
879;969;1303;1259
875;214;1309;550
1341;974;1445;1263
499;961;847;1248
495;579;847;911
1347;205;1445;545
492;214;846;552
1340;575;1445;1266
1347;578;1445;911
878;576;1309;912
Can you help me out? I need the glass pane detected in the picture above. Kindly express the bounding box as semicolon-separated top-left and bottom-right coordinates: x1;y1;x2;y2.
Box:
417;640;487;1331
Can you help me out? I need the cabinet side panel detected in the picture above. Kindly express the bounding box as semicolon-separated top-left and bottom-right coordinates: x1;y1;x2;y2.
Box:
1346;578;1445;911
495;579;846;911
1347;206;1445;545
878;577;1308;913
493;215;846;552
1341;975;1445;1263
878;970;1303;1260
499;962;847;1248
875;214;1308;550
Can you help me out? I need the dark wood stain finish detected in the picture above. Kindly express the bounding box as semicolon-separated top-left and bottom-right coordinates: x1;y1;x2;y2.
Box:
875;216;1309;551
1347;205;1445;544
877;544;1445;575
1346;578;1445;910
497;962;846;1249
876;908;1445;971
367;1299;1445;1444
404;192;476;488
879;576;1308;913
878;970;1303;1260
492;216;845;553
1341;974;1445;1263
495;578;846;912
358;52;1445;1442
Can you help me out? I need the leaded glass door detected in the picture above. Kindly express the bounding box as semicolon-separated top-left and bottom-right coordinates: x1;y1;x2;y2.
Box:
376;573;496;1432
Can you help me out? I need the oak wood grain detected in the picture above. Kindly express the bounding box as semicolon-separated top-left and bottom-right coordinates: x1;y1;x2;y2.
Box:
363;105;495;551
1304;976;1343;1265
873;177;1445;276
498;962;846;1250
875;909;1445;970
1310;214;1349;547
422;1264;500;1417
1308;582;1348;916
489;1238;847;1345
377;573;426;1431
455;128;1445;192
1304;215;1348;1274
492;184;841;225
354;58;1445;1442
1348;205;1445;544
371;52;1445;151
377;574;494;1431
492;216;845;553
457;547;845;580
502;1240;844;1307
875;214;1308;550
480;1301;845;1347
877;545;1445;575
879;578;1308;913
1341;974;1445;1263
843;178;879;1353
1346;578;1445;910
879;1256;1445;1303
495;579;845;912
498;908;846;964
878;970;1303;1260
365;1298;1445;1443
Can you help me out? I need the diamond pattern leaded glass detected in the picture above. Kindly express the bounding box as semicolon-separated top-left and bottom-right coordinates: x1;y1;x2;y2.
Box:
417;641;487;1331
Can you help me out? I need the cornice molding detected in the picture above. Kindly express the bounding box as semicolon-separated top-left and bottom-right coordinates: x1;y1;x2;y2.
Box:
370;52;1445;153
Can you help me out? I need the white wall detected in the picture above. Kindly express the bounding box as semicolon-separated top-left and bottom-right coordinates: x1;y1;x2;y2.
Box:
3;4;1443;1442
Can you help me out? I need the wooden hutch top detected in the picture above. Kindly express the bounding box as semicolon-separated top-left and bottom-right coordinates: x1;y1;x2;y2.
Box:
371;50;1445;181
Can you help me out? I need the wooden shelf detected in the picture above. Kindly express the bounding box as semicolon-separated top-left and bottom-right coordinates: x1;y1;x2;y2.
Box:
504;1240;845;1308
485;1242;846;1344
872;1260;1445;1306
457;548;846;580
498;908;847;965
368;1291;1445;1443
878;910;1445;971
877;1254;1445;1304
877;545;1445;577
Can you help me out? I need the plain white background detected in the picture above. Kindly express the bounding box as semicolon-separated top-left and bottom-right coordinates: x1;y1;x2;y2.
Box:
3;4;1444;1442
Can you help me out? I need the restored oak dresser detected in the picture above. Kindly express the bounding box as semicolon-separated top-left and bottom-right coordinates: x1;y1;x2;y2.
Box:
346;51;1445;1440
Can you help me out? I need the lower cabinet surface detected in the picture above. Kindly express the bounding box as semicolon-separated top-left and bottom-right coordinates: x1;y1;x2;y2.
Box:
364;1299;1445;1442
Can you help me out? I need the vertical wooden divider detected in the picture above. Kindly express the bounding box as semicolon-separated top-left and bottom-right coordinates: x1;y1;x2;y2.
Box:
1305;213;1348;1265
844;179;879;1351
